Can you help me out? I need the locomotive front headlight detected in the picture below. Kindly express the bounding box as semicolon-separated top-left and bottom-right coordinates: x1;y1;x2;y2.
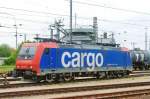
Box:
17;66;20;68
29;66;32;69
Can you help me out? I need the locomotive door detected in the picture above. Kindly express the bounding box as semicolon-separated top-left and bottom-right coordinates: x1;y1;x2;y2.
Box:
40;48;56;70
49;48;57;69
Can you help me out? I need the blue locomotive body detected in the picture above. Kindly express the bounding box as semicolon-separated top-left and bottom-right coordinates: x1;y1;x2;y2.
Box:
40;47;132;74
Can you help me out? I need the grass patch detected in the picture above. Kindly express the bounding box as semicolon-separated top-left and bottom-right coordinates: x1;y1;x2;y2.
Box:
0;65;15;73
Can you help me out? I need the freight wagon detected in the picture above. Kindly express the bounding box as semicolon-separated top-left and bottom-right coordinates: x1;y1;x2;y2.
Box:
130;50;150;70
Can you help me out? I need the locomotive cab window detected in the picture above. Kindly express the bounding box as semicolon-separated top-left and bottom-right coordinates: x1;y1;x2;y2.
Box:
17;46;37;59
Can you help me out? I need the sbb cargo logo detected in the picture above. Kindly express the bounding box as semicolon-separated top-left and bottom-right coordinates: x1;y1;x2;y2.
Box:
61;51;104;71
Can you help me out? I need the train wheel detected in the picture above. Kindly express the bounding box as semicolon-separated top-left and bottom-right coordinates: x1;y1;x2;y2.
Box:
125;71;130;76
45;75;53;83
95;72;100;79
98;72;105;79
108;71;114;79
12;70;18;77
52;74;61;83
64;76;71;81
63;74;73;81
105;71;110;79
113;72;118;78
117;72;123;78
112;71;116;78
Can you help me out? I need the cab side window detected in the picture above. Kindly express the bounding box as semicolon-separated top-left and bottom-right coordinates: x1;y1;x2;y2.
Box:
45;48;50;55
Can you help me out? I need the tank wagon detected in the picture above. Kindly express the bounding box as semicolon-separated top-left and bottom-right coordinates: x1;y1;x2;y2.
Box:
130;50;150;70
15;41;132;82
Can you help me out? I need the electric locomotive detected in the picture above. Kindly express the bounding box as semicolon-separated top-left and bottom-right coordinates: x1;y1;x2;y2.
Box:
15;28;132;82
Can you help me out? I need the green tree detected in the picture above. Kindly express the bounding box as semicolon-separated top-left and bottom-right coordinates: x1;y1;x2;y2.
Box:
0;44;12;57
4;50;17;65
4;43;23;65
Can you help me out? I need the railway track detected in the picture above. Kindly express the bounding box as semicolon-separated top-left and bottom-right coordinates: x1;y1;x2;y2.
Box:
54;88;150;99
0;81;48;88
0;71;148;98
0;77;21;82
0;71;149;89
132;70;150;74
1;80;150;98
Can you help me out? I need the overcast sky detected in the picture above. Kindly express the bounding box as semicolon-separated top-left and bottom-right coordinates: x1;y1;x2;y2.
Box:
0;0;150;49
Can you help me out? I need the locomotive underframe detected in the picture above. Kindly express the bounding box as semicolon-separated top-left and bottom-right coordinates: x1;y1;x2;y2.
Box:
15;68;131;82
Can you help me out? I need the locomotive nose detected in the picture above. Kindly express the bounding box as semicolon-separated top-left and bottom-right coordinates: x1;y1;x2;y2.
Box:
15;59;37;77
16;60;34;70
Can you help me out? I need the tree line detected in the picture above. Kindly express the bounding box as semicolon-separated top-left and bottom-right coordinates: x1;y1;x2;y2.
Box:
0;44;18;65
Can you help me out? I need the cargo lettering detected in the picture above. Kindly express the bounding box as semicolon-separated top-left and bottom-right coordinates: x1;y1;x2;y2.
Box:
61;51;104;71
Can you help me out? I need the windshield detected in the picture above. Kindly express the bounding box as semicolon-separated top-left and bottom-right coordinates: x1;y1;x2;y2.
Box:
17;46;37;60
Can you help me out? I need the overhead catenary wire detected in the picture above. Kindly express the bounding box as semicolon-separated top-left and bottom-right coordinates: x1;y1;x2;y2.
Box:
0;6;150;27
2;1;150;16
0;22;51;31
0;31;52;36
0;13;149;28
0;4;149;48
0;11;59;18
73;1;150;16
0;6;69;17
0;15;51;24
0;2;148;49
